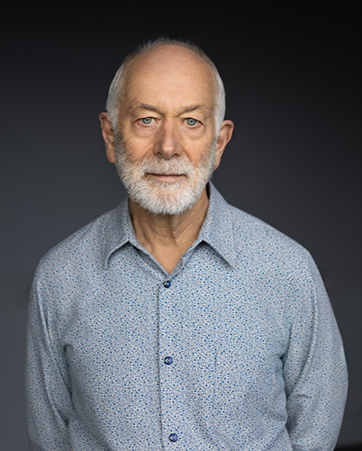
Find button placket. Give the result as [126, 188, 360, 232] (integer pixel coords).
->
[159, 276, 180, 447]
[161, 278, 173, 368]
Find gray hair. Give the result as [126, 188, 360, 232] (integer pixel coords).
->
[105, 38, 226, 133]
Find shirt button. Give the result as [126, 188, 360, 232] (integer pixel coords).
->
[164, 356, 173, 365]
[163, 280, 171, 288]
[169, 433, 178, 442]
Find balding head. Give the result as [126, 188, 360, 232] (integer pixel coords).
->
[106, 38, 226, 134]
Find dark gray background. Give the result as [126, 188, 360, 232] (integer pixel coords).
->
[1, 7, 360, 450]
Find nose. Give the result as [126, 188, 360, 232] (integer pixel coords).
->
[153, 120, 182, 159]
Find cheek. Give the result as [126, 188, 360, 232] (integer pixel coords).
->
[116, 132, 150, 163]
[187, 138, 216, 165]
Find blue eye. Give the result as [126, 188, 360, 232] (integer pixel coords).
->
[185, 118, 199, 126]
[140, 117, 153, 125]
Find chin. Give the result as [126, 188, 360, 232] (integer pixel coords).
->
[129, 179, 206, 216]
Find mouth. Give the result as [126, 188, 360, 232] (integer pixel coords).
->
[147, 173, 186, 182]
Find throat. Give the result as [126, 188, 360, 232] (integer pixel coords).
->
[150, 248, 185, 274]
[129, 188, 209, 273]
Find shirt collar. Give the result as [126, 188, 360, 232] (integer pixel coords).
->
[197, 182, 237, 268]
[101, 181, 237, 269]
[100, 197, 135, 269]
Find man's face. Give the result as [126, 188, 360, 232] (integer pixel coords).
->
[108, 45, 230, 215]
[115, 46, 223, 214]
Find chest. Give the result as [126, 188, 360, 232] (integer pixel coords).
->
[60, 258, 289, 385]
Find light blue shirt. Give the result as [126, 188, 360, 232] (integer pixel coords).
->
[26, 183, 348, 450]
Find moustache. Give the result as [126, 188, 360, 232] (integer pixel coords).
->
[137, 156, 194, 176]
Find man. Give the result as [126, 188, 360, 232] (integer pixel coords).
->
[26, 38, 348, 450]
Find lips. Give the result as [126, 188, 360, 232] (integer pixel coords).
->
[147, 173, 186, 182]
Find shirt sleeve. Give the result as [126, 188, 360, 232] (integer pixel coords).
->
[25, 266, 73, 450]
[283, 252, 348, 450]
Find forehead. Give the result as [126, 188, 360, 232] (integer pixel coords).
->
[121, 45, 217, 110]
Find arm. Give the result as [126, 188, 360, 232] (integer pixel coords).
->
[283, 253, 348, 450]
[25, 267, 73, 450]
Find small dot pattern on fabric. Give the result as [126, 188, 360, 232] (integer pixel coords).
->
[25, 182, 348, 450]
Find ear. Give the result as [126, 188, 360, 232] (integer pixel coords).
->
[214, 120, 234, 170]
[99, 112, 116, 164]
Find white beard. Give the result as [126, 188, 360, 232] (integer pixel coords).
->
[114, 134, 216, 216]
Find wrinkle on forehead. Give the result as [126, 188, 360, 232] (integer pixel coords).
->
[121, 44, 218, 109]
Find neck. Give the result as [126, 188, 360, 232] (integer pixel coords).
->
[129, 188, 209, 274]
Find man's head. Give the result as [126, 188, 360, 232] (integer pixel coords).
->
[99, 38, 234, 215]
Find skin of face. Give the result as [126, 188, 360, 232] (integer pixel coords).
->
[100, 44, 234, 212]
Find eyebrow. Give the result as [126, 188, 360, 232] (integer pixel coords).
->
[129, 102, 212, 116]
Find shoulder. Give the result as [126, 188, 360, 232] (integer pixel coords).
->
[35, 206, 121, 278]
[226, 203, 313, 274]
[208, 183, 313, 275]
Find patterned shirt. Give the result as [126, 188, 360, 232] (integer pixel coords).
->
[26, 182, 348, 450]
